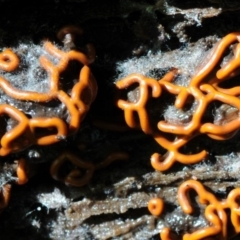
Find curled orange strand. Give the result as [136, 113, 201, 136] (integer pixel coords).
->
[16, 158, 28, 185]
[50, 151, 129, 187]
[148, 197, 164, 216]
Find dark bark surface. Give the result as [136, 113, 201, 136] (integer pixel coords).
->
[1, 0, 240, 239]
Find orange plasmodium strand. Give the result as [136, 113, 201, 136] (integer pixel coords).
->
[199, 84, 240, 138]
[184, 32, 240, 92]
[177, 180, 240, 239]
[157, 86, 210, 135]
[160, 227, 179, 240]
[148, 197, 164, 216]
[179, 180, 226, 239]
[150, 134, 207, 171]
[157, 68, 188, 111]
[71, 65, 98, 114]
[147, 197, 178, 240]
[15, 158, 28, 185]
[95, 152, 129, 170]
[160, 228, 171, 240]
[57, 90, 82, 133]
[29, 117, 68, 145]
[209, 76, 240, 96]
[39, 41, 91, 99]
[50, 151, 95, 187]
[226, 188, 240, 232]
[0, 104, 30, 156]
[116, 74, 161, 134]
[0, 75, 57, 102]
[0, 184, 11, 211]
[0, 49, 19, 72]
[43, 40, 90, 67]
[178, 180, 219, 214]
[216, 36, 240, 80]
[50, 151, 129, 187]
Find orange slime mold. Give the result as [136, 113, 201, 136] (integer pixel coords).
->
[148, 197, 164, 216]
[116, 32, 240, 171]
[0, 26, 97, 155]
[50, 151, 95, 187]
[148, 180, 240, 239]
[178, 180, 240, 240]
[16, 158, 29, 185]
[50, 151, 129, 187]
[116, 74, 161, 134]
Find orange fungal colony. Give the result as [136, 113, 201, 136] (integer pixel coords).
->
[116, 32, 240, 171]
[148, 180, 240, 240]
[0, 26, 97, 156]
